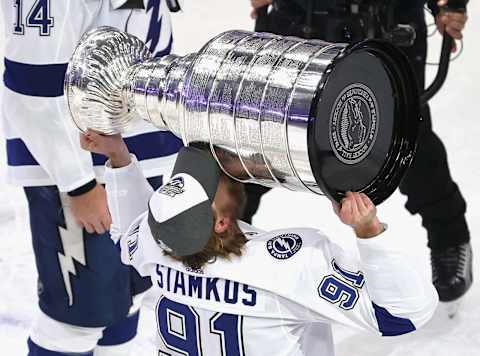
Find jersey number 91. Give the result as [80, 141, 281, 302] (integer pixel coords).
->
[156, 296, 245, 356]
[318, 259, 365, 310]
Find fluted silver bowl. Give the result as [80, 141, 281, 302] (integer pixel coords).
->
[65, 27, 152, 134]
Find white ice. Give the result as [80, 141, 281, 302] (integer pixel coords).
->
[0, 1, 479, 355]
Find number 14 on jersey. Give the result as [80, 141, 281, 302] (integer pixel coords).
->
[14, 0, 54, 36]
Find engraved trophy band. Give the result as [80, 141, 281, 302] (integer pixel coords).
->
[65, 27, 420, 204]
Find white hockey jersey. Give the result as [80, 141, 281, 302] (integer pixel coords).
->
[1, 0, 182, 191]
[104, 157, 439, 356]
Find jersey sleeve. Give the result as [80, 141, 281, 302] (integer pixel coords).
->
[427, 0, 440, 15]
[104, 155, 154, 243]
[1, 0, 103, 191]
[299, 228, 438, 336]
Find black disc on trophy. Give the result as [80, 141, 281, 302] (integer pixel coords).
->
[308, 40, 420, 205]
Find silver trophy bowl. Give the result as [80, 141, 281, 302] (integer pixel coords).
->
[65, 27, 420, 204]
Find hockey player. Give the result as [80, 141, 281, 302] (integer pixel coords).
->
[81, 131, 439, 356]
[1, 1, 182, 355]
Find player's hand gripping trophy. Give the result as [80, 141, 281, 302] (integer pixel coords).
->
[65, 27, 420, 204]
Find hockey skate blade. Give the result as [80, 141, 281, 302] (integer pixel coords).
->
[441, 300, 462, 319]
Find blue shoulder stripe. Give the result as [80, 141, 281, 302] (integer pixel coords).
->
[372, 302, 416, 336]
[4, 33, 173, 98]
[7, 131, 183, 167]
[3, 58, 67, 97]
[91, 131, 183, 165]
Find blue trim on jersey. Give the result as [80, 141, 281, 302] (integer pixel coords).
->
[27, 338, 93, 356]
[4, 58, 67, 97]
[6, 132, 183, 167]
[91, 131, 183, 165]
[372, 302, 416, 336]
[97, 311, 140, 346]
[7, 138, 38, 166]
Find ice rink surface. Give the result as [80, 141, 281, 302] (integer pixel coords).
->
[0, 1, 479, 355]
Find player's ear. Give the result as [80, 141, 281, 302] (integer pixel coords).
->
[214, 213, 232, 235]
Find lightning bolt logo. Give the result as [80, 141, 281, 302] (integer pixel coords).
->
[57, 205, 86, 307]
[146, 0, 162, 53]
[275, 238, 293, 254]
[267, 233, 303, 260]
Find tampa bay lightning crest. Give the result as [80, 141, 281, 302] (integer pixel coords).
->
[267, 233, 302, 259]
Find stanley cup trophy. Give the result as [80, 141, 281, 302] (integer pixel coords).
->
[65, 27, 420, 204]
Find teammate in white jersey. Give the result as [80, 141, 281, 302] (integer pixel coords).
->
[81, 131, 439, 356]
[1, 1, 182, 355]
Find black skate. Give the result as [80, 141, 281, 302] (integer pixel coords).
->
[431, 242, 473, 304]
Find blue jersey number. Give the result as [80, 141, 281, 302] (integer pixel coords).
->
[318, 275, 359, 310]
[13, 0, 24, 34]
[157, 297, 244, 356]
[318, 259, 365, 310]
[331, 259, 365, 288]
[13, 0, 54, 36]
